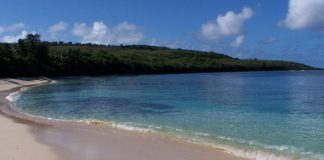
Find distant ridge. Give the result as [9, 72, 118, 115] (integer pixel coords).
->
[0, 34, 317, 77]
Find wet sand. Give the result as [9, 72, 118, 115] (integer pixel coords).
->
[0, 78, 245, 160]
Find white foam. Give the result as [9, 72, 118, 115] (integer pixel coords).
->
[6, 109, 324, 160]
[175, 128, 184, 132]
[194, 132, 209, 136]
[147, 124, 162, 129]
[186, 135, 324, 160]
[183, 139, 294, 160]
[6, 91, 20, 102]
[111, 123, 155, 133]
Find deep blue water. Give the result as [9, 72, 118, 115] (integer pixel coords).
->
[13, 71, 324, 159]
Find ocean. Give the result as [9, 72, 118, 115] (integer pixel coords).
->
[12, 71, 324, 160]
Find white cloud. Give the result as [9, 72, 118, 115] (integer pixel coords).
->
[113, 22, 143, 44]
[200, 7, 253, 47]
[83, 21, 109, 44]
[49, 21, 68, 36]
[1, 30, 28, 43]
[281, 0, 324, 32]
[0, 22, 25, 33]
[72, 23, 88, 37]
[7, 23, 25, 31]
[0, 23, 28, 43]
[231, 35, 245, 47]
[72, 21, 143, 44]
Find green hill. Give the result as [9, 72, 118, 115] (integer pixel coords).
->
[0, 34, 316, 77]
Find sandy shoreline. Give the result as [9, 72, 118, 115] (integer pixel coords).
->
[0, 78, 64, 160]
[0, 78, 245, 160]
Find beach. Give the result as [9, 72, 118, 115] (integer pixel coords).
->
[0, 78, 244, 160]
[0, 78, 62, 160]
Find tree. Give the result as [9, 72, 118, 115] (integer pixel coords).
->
[18, 39, 27, 57]
[26, 34, 41, 44]
[17, 34, 49, 62]
[35, 43, 49, 63]
[0, 44, 14, 76]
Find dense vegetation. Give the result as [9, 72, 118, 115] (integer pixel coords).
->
[0, 34, 316, 77]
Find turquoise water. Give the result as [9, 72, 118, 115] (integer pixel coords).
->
[13, 71, 324, 159]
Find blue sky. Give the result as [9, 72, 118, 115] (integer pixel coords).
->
[0, 0, 324, 68]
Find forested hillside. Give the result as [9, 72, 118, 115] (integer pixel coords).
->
[0, 34, 316, 77]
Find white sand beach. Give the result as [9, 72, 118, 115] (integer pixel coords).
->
[0, 78, 62, 160]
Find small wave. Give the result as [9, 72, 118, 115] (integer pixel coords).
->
[182, 138, 295, 160]
[147, 124, 162, 129]
[78, 119, 112, 125]
[111, 123, 155, 133]
[194, 132, 209, 136]
[6, 91, 21, 102]
[5, 86, 38, 102]
[175, 128, 184, 132]
[197, 136, 324, 160]
[73, 120, 159, 134]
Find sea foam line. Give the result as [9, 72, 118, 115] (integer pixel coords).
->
[7, 102, 323, 160]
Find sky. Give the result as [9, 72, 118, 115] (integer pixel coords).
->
[0, 0, 324, 68]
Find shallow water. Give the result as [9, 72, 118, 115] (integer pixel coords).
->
[13, 71, 324, 159]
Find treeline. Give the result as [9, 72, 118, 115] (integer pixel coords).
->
[0, 34, 316, 77]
